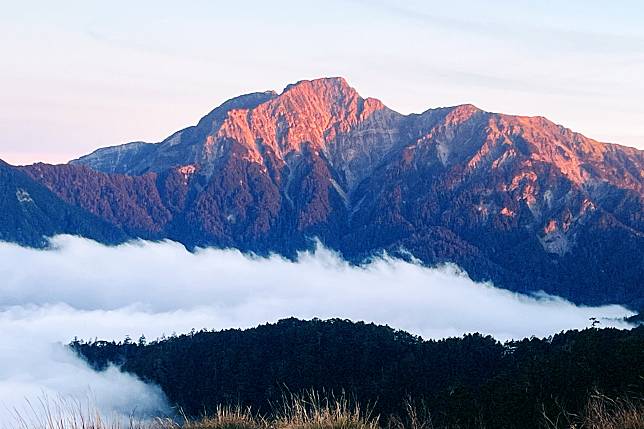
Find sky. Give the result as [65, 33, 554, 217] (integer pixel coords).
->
[0, 235, 633, 421]
[1, 0, 643, 165]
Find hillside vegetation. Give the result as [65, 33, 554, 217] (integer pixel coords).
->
[72, 319, 644, 429]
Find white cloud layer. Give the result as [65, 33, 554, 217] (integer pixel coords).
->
[0, 235, 635, 423]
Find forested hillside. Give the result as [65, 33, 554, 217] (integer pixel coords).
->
[72, 318, 644, 429]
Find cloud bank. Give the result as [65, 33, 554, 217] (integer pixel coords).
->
[0, 235, 635, 422]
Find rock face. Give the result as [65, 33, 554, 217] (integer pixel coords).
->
[11, 77, 644, 306]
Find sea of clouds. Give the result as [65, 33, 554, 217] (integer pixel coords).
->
[0, 235, 635, 423]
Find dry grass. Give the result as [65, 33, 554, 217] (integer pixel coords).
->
[272, 391, 378, 429]
[158, 391, 377, 429]
[541, 392, 644, 429]
[171, 405, 262, 429]
[7, 392, 644, 429]
[6, 396, 153, 429]
[385, 398, 433, 429]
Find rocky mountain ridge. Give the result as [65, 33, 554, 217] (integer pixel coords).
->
[4, 77, 643, 306]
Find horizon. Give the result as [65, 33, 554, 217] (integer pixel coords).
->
[2, 0, 644, 165]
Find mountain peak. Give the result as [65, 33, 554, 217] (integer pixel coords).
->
[17, 78, 644, 307]
[282, 76, 352, 94]
[275, 77, 362, 114]
[276, 77, 369, 116]
[209, 76, 388, 158]
[69, 77, 643, 194]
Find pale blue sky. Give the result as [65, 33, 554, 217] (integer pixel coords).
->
[1, 0, 643, 164]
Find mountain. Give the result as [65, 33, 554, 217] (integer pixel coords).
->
[11, 77, 644, 306]
[0, 160, 125, 246]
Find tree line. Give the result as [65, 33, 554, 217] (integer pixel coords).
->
[71, 318, 644, 428]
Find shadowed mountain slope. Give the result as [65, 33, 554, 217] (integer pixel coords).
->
[0, 160, 125, 246]
[10, 77, 643, 306]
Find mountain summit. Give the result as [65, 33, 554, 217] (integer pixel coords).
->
[72, 77, 396, 187]
[7, 77, 643, 306]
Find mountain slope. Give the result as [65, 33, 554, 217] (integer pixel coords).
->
[0, 160, 126, 246]
[15, 77, 644, 306]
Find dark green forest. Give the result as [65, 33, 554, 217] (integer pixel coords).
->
[72, 319, 644, 429]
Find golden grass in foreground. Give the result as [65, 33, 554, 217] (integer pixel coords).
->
[8, 392, 644, 429]
[542, 393, 644, 429]
[272, 391, 378, 429]
[169, 391, 378, 429]
[176, 405, 262, 429]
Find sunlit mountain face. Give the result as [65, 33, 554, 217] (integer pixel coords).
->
[2, 77, 642, 307]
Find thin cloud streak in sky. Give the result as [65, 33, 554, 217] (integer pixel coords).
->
[361, 0, 644, 54]
[0, 235, 634, 420]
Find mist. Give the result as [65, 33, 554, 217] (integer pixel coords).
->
[0, 235, 635, 421]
